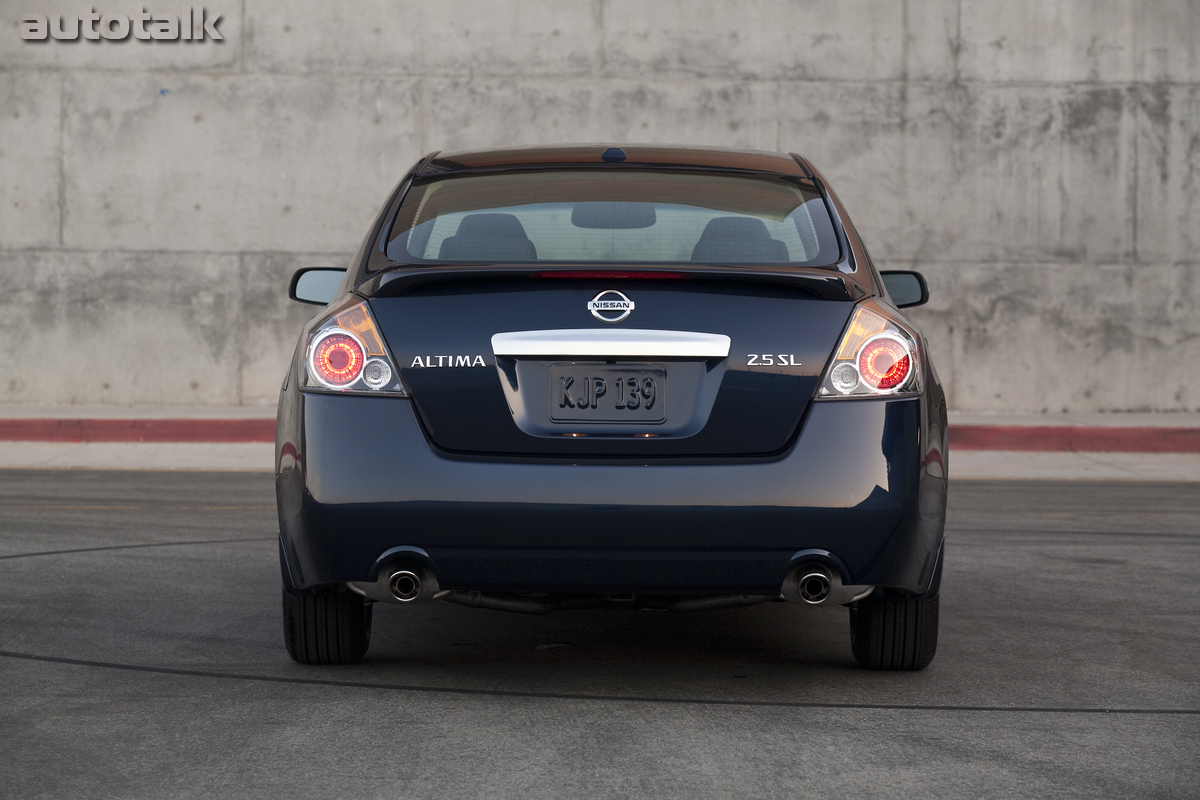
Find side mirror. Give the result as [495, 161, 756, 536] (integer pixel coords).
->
[289, 268, 346, 305]
[880, 270, 929, 308]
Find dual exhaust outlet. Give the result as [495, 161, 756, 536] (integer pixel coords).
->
[352, 560, 872, 609]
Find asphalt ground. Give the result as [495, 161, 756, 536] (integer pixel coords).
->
[0, 471, 1197, 798]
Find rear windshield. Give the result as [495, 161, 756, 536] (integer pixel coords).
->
[385, 170, 840, 266]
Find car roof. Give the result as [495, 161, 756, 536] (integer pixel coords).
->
[418, 144, 811, 177]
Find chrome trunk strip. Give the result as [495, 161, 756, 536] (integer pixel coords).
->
[491, 329, 731, 358]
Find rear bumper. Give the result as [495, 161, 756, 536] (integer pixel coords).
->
[277, 391, 946, 595]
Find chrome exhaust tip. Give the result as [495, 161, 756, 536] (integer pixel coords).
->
[350, 560, 441, 604]
[797, 571, 832, 604]
[388, 570, 423, 602]
[781, 562, 873, 606]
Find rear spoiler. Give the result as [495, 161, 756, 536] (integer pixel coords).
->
[356, 265, 867, 303]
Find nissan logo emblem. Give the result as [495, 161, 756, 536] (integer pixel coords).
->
[587, 290, 634, 323]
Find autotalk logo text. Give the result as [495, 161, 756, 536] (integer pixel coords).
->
[20, 7, 223, 41]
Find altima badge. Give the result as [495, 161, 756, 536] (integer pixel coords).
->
[410, 355, 487, 368]
[588, 290, 634, 323]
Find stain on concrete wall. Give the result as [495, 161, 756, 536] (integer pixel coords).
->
[1, 0, 1197, 412]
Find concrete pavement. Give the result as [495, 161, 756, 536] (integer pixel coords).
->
[0, 471, 1196, 797]
[0, 441, 275, 472]
[3, 408, 1199, 479]
[5, 442, 1200, 480]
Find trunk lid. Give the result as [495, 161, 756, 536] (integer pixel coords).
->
[367, 275, 853, 458]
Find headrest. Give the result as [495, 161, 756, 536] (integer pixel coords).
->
[691, 216, 789, 262]
[455, 213, 530, 238]
[438, 213, 538, 261]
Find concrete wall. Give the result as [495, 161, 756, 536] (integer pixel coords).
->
[2, 0, 1197, 412]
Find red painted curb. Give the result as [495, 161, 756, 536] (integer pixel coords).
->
[0, 419, 275, 443]
[0, 419, 1198, 452]
[949, 425, 1200, 453]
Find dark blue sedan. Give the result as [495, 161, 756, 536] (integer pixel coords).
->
[277, 145, 947, 669]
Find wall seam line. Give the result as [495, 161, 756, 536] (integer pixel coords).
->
[239, 0, 246, 74]
[57, 72, 66, 248]
[1131, 89, 1139, 265]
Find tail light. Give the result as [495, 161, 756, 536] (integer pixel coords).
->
[819, 305, 919, 398]
[310, 332, 365, 387]
[302, 298, 406, 396]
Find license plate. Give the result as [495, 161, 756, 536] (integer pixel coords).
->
[549, 363, 667, 423]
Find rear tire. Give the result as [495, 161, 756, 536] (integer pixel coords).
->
[282, 585, 372, 665]
[849, 592, 938, 670]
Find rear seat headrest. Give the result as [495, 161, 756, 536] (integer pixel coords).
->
[439, 213, 538, 261]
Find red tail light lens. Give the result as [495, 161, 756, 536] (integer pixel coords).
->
[310, 331, 365, 388]
[858, 335, 911, 391]
[818, 305, 919, 398]
[301, 297, 407, 395]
